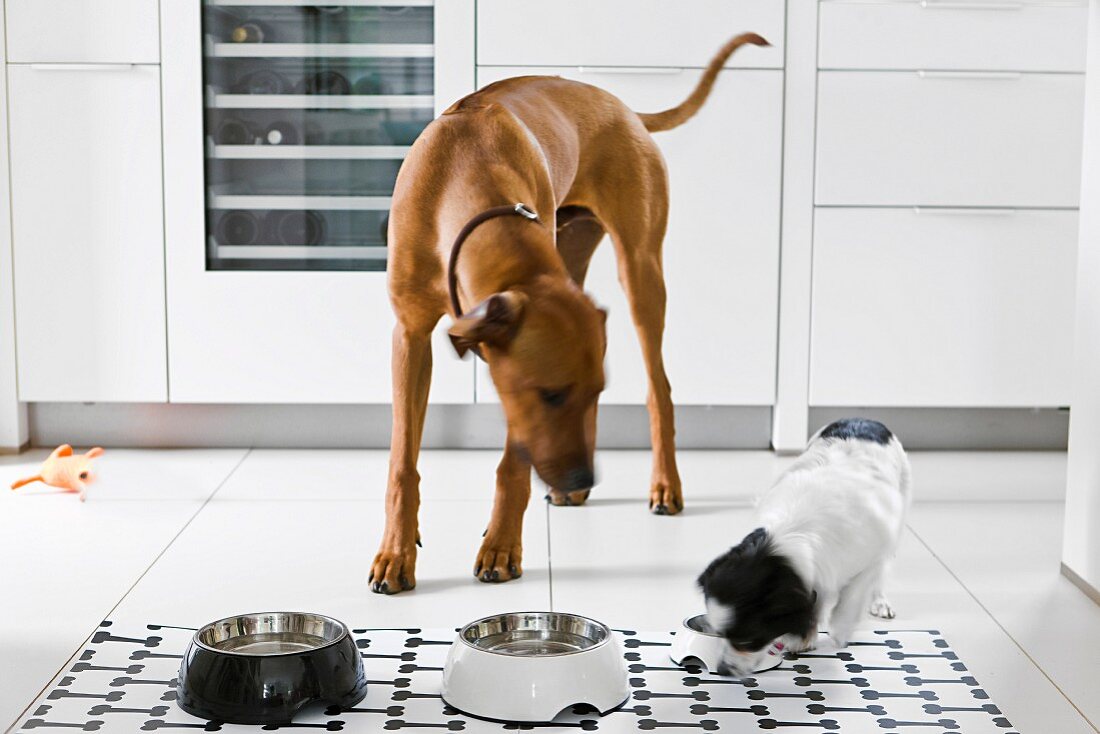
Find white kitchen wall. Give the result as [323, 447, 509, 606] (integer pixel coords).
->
[1065, 0, 1100, 603]
[0, 1, 1091, 451]
[0, 8, 25, 452]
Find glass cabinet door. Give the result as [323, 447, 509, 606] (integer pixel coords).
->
[201, 1, 434, 271]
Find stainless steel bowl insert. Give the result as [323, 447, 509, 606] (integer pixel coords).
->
[684, 614, 719, 636]
[459, 612, 610, 657]
[195, 612, 347, 656]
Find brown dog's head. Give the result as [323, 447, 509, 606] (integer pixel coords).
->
[449, 276, 607, 491]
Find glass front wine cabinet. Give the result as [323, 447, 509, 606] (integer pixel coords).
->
[201, 2, 434, 271]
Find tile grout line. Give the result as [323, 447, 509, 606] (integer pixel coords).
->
[96, 448, 254, 620]
[5, 449, 254, 734]
[545, 490, 554, 612]
[907, 523, 1099, 734]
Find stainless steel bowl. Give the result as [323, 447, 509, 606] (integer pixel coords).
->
[177, 612, 366, 725]
[443, 611, 629, 722]
[684, 614, 717, 636]
[460, 612, 610, 656]
[670, 613, 784, 675]
[195, 612, 346, 655]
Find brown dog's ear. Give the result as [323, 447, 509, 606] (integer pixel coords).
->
[448, 291, 527, 357]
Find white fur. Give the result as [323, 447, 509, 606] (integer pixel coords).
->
[765, 430, 911, 644]
[705, 599, 735, 633]
[719, 429, 912, 674]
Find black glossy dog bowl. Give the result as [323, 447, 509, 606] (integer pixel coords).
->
[177, 612, 366, 724]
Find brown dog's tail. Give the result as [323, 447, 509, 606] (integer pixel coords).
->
[636, 32, 770, 133]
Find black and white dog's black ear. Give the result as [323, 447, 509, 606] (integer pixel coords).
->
[742, 527, 768, 549]
[698, 528, 770, 590]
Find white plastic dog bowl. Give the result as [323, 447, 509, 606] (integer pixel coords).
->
[441, 612, 629, 722]
[669, 614, 784, 674]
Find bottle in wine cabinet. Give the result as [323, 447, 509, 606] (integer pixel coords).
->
[263, 211, 327, 246]
[230, 20, 273, 43]
[233, 69, 288, 95]
[295, 70, 351, 96]
[215, 117, 260, 146]
[351, 73, 385, 95]
[263, 121, 300, 146]
[216, 211, 262, 247]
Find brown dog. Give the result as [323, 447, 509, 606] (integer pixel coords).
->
[370, 33, 769, 594]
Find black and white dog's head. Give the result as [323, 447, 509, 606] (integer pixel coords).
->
[697, 527, 816, 677]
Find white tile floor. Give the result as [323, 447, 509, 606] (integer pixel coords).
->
[1, 449, 1097, 733]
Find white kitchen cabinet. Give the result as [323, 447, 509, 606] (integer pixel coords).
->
[477, 0, 783, 70]
[161, 1, 476, 404]
[810, 207, 1078, 407]
[6, 0, 160, 64]
[8, 64, 167, 402]
[474, 67, 783, 406]
[816, 70, 1085, 208]
[819, 0, 1088, 73]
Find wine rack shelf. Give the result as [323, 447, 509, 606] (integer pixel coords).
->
[209, 42, 434, 58]
[212, 194, 393, 210]
[210, 144, 412, 160]
[209, 92, 434, 109]
[214, 244, 389, 260]
[202, 0, 434, 271]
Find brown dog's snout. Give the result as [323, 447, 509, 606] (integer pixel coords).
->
[560, 465, 595, 492]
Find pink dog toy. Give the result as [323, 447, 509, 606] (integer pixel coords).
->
[10, 445, 104, 501]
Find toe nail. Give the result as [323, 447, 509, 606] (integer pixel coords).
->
[492, 570, 500, 581]
[380, 581, 389, 594]
[509, 564, 518, 577]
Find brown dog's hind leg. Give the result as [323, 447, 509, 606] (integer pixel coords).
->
[474, 438, 531, 582]
[605, 200, 683, 515]
[370, 321, 434, 594]
[625, 258, 683, 515]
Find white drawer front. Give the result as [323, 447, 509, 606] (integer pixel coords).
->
[816, 71, 1085, 207]
[810, 207, 1077, 407]
[819, 1, 1088, 73]
[6, 0, 159, 64]
[477, 0, 783, 69]
[9, 65, 167, 402]
[474, 67, 783, 406]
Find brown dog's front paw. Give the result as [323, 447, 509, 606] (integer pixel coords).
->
[473, 539, 523, 584]
[546, 488, 591, 507]
[649, 481, 683, 516]
[369, 546, 417, 595]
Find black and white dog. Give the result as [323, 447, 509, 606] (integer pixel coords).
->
[697, 418, 911, 676]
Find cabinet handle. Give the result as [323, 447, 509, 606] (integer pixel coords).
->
[576, 67, 684, 75]
[912, 207, 1018, 216]
[920, 1, 1024, 9]
[917, 70, 1023, 81]
[27, 63, 136, 71]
